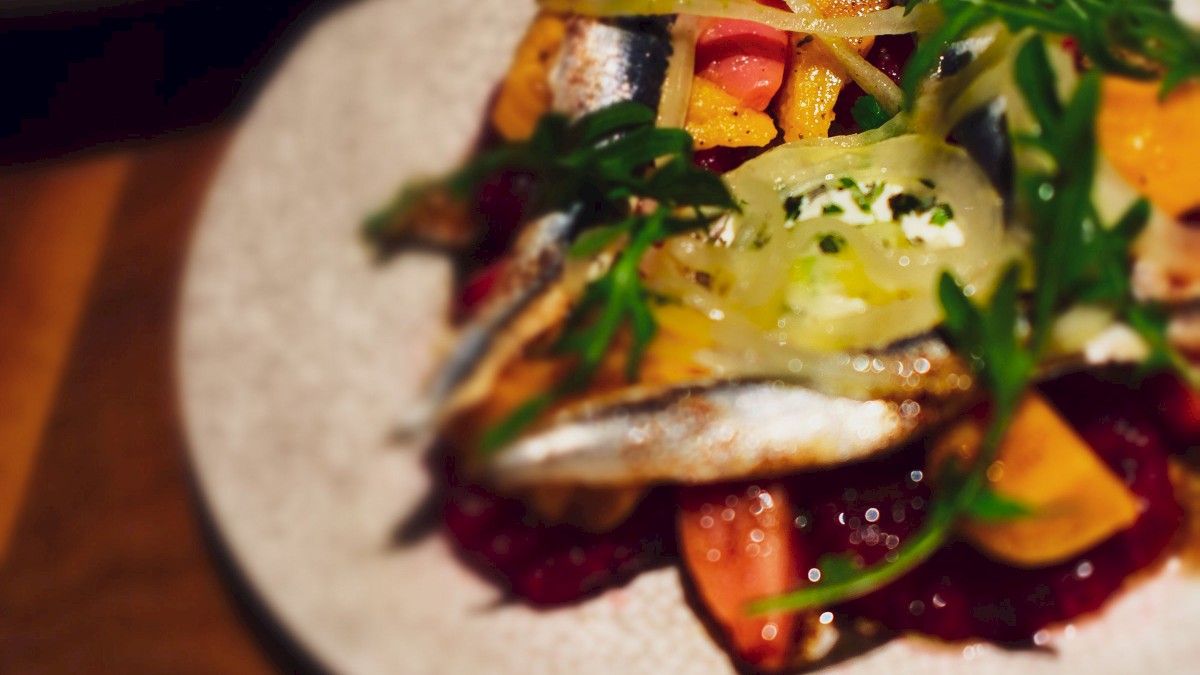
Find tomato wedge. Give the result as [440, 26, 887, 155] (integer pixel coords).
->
[694, 18, 790, 112]
[678, 483, 799, 670]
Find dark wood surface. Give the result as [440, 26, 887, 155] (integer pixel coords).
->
[0, 129, 288, 674]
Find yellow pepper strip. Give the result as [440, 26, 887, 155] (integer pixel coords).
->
[931, 394, 1140, 568]
[1098, 77, 1200, 218]
[774, 0, 889, 142]
[492, 14, 568, 141]
[684, 77, 779, 149]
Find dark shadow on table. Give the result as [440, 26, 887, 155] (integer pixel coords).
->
[0, 0, 357, 165]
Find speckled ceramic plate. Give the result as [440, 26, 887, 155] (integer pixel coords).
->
[179, 1, 1200, 673]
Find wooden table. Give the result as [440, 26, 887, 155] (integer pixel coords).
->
[0, 129, 297, 674]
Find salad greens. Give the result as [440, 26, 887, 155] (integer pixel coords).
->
[380, 103, 740, 453]
[902, 0, 1200, 103]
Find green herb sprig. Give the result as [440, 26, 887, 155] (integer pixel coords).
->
[751, 35, 1178, 616]
[901, 0, 1200, 105]
[366, 102, 731, 255]
[473, 104, 737, 453]
[851, 94, 893, 131]
[750, 264, 1033, 614]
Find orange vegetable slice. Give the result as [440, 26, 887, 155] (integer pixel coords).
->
[492, 14, 567, 141]
[932, 394, 1140, 568]
[684, 77, 779, 149]
[1098, 77, 1200, 218]
[774, 0, 890, 142]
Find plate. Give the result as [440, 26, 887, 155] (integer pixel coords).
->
[179, 1, 1200, 672]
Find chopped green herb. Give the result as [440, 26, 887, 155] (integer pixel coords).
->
[888, 193, 934, 218]
[862, 182, 886, 211]
[822, 203, 845, 216]
[929, 203, 955, 226]
[365, 101, 731, 260]
[835, 177, 886, 213]
[784, 195, 807, 220]
[851, 94, 892, 131]
[818, 233, 847, 254]
[750, 228, 773, 250]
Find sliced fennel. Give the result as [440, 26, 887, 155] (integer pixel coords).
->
[538, 0, 937, 38]
[646, 134, 1011, 362]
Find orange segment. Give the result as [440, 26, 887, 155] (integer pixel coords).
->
[1098, 77, 1200, 217]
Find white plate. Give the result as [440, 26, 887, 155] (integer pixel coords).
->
[179, 2, 1200, 673]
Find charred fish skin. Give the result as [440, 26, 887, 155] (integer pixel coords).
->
[953, 99, 1015, 205]
[425, 208, 578, 407]
[487, 379, 959, 488]
[398, 209, 578, 434]
[551, 15, 674, 118]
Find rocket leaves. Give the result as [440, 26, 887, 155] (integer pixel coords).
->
[902, 0, 1200, 105]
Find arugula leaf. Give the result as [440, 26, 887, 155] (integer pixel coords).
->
[753, 267, 1032, 613]
[569, 221, 630, 259]
[964, 488, 1034, 521]
[901, 0, 1200, 106]
[366, 102, 720, 257]
[939, 265, 1033, 396]
[901, 3, 989, 104]
[474, 104, 736, 453]
[479, 394, 554, 453]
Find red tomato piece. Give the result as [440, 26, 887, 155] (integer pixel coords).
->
[695, 18, 790, 112]
[678, 483, 800, 671]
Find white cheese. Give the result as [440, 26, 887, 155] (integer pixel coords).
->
[790, 179, 965, 250]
